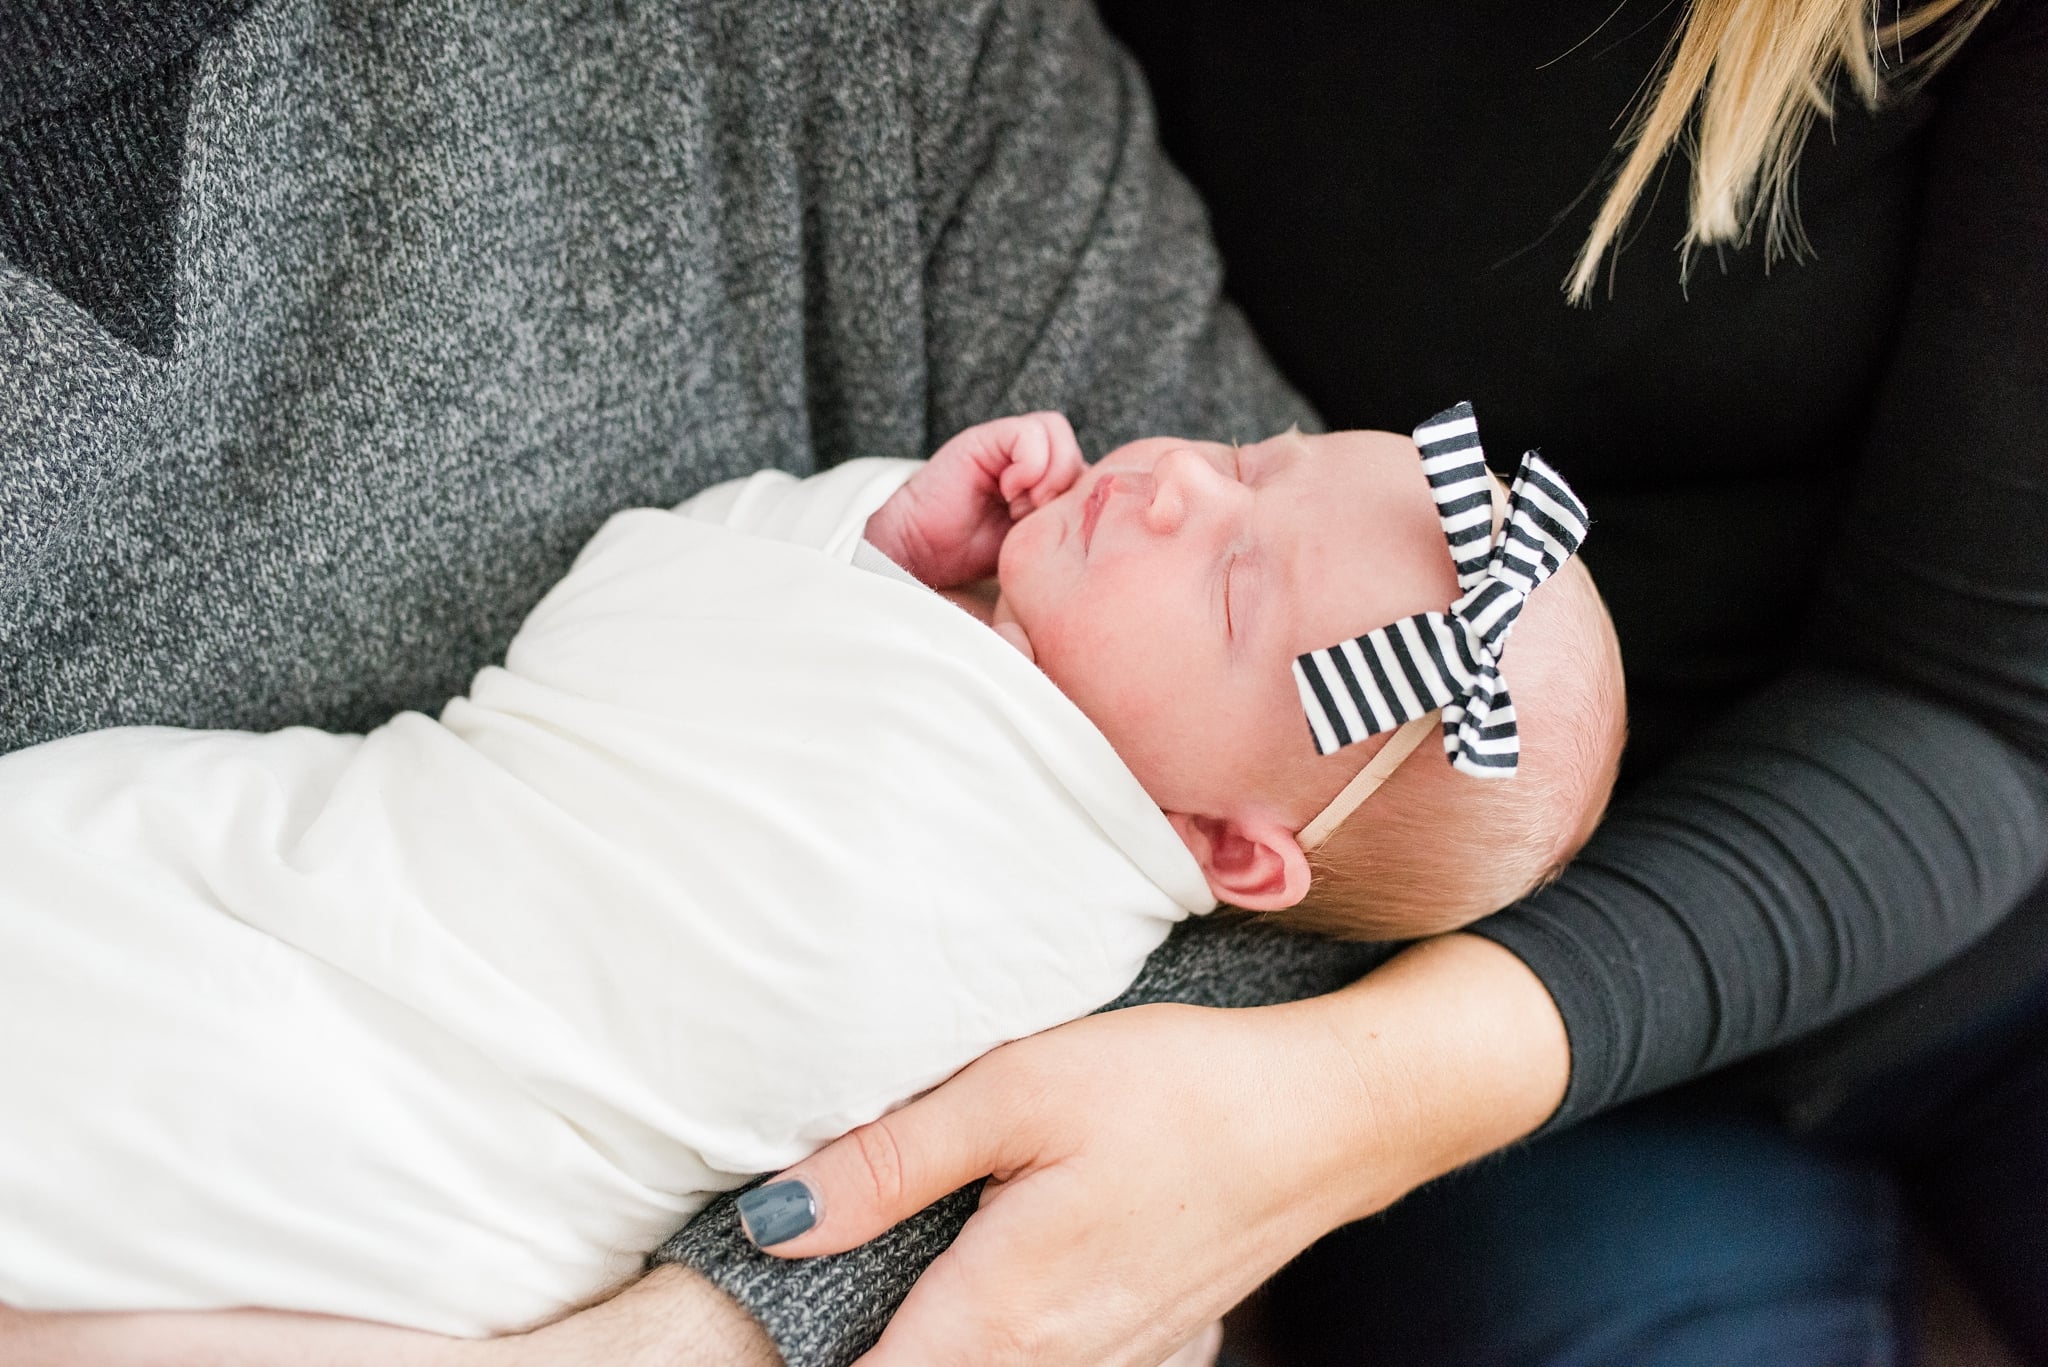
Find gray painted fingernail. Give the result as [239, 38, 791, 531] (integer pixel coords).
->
[737, 1180, 818, 1247]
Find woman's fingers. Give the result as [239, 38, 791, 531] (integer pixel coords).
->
[738, 1053, 1036, 1258]
[838, 1005, 1342, 1367]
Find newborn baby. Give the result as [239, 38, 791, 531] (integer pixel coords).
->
[869, 403, 1623, 937]
[0, 405, 1621, 1336]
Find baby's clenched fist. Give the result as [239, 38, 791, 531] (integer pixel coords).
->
[865, 413, 1083, 588]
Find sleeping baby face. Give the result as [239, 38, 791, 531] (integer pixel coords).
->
[991, 427, 1460, 851]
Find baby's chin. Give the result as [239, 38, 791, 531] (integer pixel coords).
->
[988, 533, 1040, 665]
[988, 609, 1035, 662]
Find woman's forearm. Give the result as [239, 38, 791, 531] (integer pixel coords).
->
[1276, 933, 1570, 1225]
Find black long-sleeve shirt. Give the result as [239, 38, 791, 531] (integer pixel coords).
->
[1097, 0, 2048, 1122]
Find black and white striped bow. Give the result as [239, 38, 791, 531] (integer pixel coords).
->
[1290, 402, 1591, 777]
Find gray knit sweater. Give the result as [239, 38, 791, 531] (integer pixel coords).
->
[1, 1, 1393, 1361]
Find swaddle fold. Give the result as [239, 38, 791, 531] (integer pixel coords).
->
[0, 459, 1209, 1334]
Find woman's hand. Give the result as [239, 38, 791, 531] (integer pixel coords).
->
[743, 934, 1570, 1367]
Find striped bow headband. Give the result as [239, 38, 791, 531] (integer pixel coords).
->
[1291, 402, 1590, 779]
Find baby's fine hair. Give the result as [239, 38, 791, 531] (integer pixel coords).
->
[1282, 557, 1626, 941]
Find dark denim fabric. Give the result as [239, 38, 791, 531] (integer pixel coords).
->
[1257, 978, 2048, 1367]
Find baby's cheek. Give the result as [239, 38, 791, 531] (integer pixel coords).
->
[996, 510, 1059, 594]
[1037, 622, 1149, 724]
[1016, 615, 1105, 712]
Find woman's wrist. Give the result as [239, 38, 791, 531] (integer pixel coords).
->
[1269, 932, 1570, 1228]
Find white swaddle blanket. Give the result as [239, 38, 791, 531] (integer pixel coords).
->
[0, 459, 1212, 1334]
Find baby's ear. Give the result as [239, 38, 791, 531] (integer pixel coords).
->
[1166, 812, 1311, 911]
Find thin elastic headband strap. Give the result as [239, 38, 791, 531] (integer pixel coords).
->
[1298, 712, 1439, 851]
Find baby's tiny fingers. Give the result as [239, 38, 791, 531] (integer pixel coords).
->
[998, 465, 1032, 503]
[1036, 456, 1083, 503]
[999, 439, 1050, 501]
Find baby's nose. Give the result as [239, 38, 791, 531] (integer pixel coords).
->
[1141, 468, 1187, 535]
[1146, 447, 1229, 532]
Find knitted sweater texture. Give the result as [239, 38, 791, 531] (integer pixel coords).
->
[0, 0, 1303, 751]
[0, 3, 1340, 1360]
